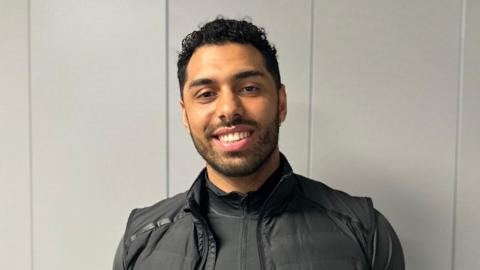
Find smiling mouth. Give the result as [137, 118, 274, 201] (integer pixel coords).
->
[216, 131, 252, 144]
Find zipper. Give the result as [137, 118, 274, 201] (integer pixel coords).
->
[240, 200, 248, 270]
[256, 173, 292, 270]
[128, 218, 172, 243]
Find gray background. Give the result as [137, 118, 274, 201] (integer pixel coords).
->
[1, 0, 478, 269]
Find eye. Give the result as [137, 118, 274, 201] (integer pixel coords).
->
[241, 86, 259, 94]
[195, 90, 217, 102]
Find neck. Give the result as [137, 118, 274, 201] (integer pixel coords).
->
[206, 149, 281, 194]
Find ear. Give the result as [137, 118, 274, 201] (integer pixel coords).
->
[278, 84, 287, 124]
[180, 100, 190, 133]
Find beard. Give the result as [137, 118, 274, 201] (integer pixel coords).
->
[188, 113, 280, 178]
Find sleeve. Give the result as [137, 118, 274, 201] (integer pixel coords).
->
[113, 237, 125, 270]
[371, 210, 405, 270]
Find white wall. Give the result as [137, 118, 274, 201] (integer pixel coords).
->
[454, 0, 480, 269]
[1, 0, 478, 269]
[0, 1, 31, 269]
[28, 1, 167, 269]
[311, 1, 461, 268]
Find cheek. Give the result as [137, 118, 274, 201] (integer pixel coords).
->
[251, 101, 278, 122]
[186, 108, 212, 132]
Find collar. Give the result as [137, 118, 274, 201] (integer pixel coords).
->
[203, 157, 284, 217]
[184, 153, 296, 219]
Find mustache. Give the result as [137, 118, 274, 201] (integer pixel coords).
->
[205, 117, 259, 137]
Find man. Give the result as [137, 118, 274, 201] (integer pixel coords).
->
[114, 18, 404, 270]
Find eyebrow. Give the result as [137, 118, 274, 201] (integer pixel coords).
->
[189, 78, 215, 89]
[233, 70, 265, 81]
[188, 70, 265, 90]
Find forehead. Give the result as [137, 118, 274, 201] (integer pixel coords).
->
[185, 43, 267, 81]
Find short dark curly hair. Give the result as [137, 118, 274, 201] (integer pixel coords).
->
[177, 17, 281, 97]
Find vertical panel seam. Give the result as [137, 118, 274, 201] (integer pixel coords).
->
[27, 0, 34, 269]
[451, 0, 467, 269]
[307, 0, 315, 178]
[165, 0, 170, 198]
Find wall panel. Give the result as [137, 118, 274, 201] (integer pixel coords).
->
[0, 0, 31, 269]
[168, 0, 312, 195]
[454, 0, 480, 269]
[30, 1, 167, 269]
[311, 1, 461, 269]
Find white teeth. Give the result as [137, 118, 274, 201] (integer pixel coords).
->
[218, 131, 250, 143]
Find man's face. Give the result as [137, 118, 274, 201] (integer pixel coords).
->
[181, 43, 287, 177]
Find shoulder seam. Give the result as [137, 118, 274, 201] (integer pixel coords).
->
[295, 174, 374, 229]
[298, 192, 363, 224]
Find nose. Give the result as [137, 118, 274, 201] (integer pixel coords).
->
[216, 89, 244, 122]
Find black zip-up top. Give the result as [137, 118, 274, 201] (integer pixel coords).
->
[203, 158, 284, 270]
[114, 154, 404, 270]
